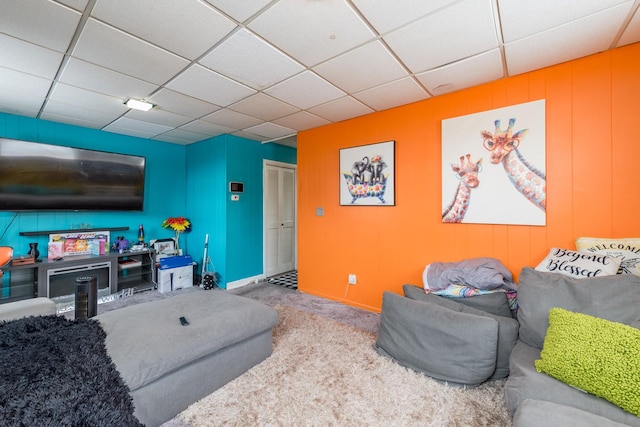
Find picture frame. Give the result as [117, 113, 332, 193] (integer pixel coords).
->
[339, 140, 395, 206]
[151, 238, 177, 256]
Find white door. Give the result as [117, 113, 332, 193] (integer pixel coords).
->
[264, 162, 296, 277]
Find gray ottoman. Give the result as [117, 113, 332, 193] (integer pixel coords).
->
[96, 290, 278, 426]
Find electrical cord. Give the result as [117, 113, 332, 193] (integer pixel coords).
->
[0, 212, 19, 243]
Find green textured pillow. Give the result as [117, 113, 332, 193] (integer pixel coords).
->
[535, 308, 640, 417]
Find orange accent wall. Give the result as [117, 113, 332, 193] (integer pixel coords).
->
[297, 42, 640, 313]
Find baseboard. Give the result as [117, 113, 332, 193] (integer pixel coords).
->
[225, 274, 264, 290]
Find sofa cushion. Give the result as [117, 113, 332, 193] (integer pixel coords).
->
[402, 284, 518, 380]
[535, 308, 640, 417]
[376, 291, 499, 385]
[576, 237, 640, 276]
[535, 247, 620, 278]
[513, 399, 631, 427]
[516, 267, 640, 349]
[403, 284, 513, 318]
[505, 341, 640, 426]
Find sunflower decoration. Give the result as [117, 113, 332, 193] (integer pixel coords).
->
[161, 217, 191, 252]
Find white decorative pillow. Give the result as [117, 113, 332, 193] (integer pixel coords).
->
[535, 248, 620, 278]
[575, 237, 640, 276]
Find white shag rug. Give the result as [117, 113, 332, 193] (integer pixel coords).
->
[177, 305, 513, 426]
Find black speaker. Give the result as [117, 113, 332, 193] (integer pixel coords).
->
[75, 275, 98, 319]
[202, 272, 216, 290]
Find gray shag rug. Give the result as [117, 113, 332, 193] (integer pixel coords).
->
[175, 305, 512, 426]
[0, 315, 142, 426]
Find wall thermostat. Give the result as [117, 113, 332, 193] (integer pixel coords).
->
[229, 182, 244, 193]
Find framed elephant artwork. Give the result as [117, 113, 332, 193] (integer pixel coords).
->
[340, 140, 395, 206]
[441, 99, 546, 225]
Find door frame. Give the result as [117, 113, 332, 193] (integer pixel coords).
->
[263, 159, 298, 277]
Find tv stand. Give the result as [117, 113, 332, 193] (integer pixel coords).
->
[0, 250, 155, 304]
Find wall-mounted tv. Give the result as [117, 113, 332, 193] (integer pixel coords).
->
[0, 138, 146, 211]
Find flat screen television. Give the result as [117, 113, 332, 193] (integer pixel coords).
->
[0, 138, 146, 211]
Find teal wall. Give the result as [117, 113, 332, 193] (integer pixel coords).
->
[1, 112, 297, 289]
[186, 134, 296, 288]
[0, 113, 186, 257]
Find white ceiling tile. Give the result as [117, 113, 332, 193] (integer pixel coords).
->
[92, 0, 237, 60]
[157, 128, 210, 143]
[0, 67, 52, 99]
[59, 58, 158, 99]
[166, 64, 255, 106]
[0, 88, 43, 117]
[200, 28, 304, 90]
[201, 109, 262, 129]
[0, 35, 64, 80]
[265, 71, 345, 110]
[417, 49, 504, 95]
[498, 0, 632, 42]
[273, 111, 332, 132]
[232, 130, 267, 142]
[204, 0, 273, 22]
[124, 108, 193, 128]
[266, 134, 297, 148]
[617, 6, 640, 47]
[244, 122, 295, 140]
[313, 40, 408, 93]
[353, 77, 428, 111]
[56, 0, 89, 12]
[73, 19, 189, 85]
[384, 0, 498, 73]
[0, 0, 81, 51]
[351, 0, 458, 34]
[41, 100, 121, 128]
[151, 134, 195, 145]
[307, 96, 374, 122]
[505, 4, 631, 75]
[48, 83, 129, 116]
[249, 0, 375, 66]
[147, 89, 220, 118]
[179, 120, 235, 136]
[229, 93, 299, 121]
[103, 117, 173, 138]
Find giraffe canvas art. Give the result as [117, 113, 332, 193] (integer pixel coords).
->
[441, 100, 545, 225]
[442, 154, 483, 223]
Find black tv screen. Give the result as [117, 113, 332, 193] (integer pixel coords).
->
[0, 139, 146, 211]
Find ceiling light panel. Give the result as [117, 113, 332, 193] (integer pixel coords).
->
[92, 0, 237, 60]
[265, 71, 345, 110]
[166, 64, 255, 106]
[248, 0, 375, 66]
[200, 29, 304, 90]
[1, 0, 81, 51]
[72, 19, 190, 85]
[313, 40, 408, 93]
[498, 0, 632, 43]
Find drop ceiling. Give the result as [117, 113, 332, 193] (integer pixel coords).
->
[1, 0, 638, 147]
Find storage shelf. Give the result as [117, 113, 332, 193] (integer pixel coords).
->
[19, 227, 129, 237]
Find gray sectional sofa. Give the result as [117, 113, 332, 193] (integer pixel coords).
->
[505, 268, 640, 426]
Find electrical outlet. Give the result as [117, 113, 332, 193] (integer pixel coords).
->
[348, 274, 357, 285]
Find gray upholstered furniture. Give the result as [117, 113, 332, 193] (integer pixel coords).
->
[375, 284, 518, 386]
[0, 297, 56, 322]
[505, 268, 640, 426]
[513, 399, 631, 427]
[96, 290, 278, 426]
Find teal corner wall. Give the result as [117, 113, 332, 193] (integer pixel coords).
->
[186, 135, 296, 288]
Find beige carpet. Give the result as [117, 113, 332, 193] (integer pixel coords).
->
[177, 305, 512, 426]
